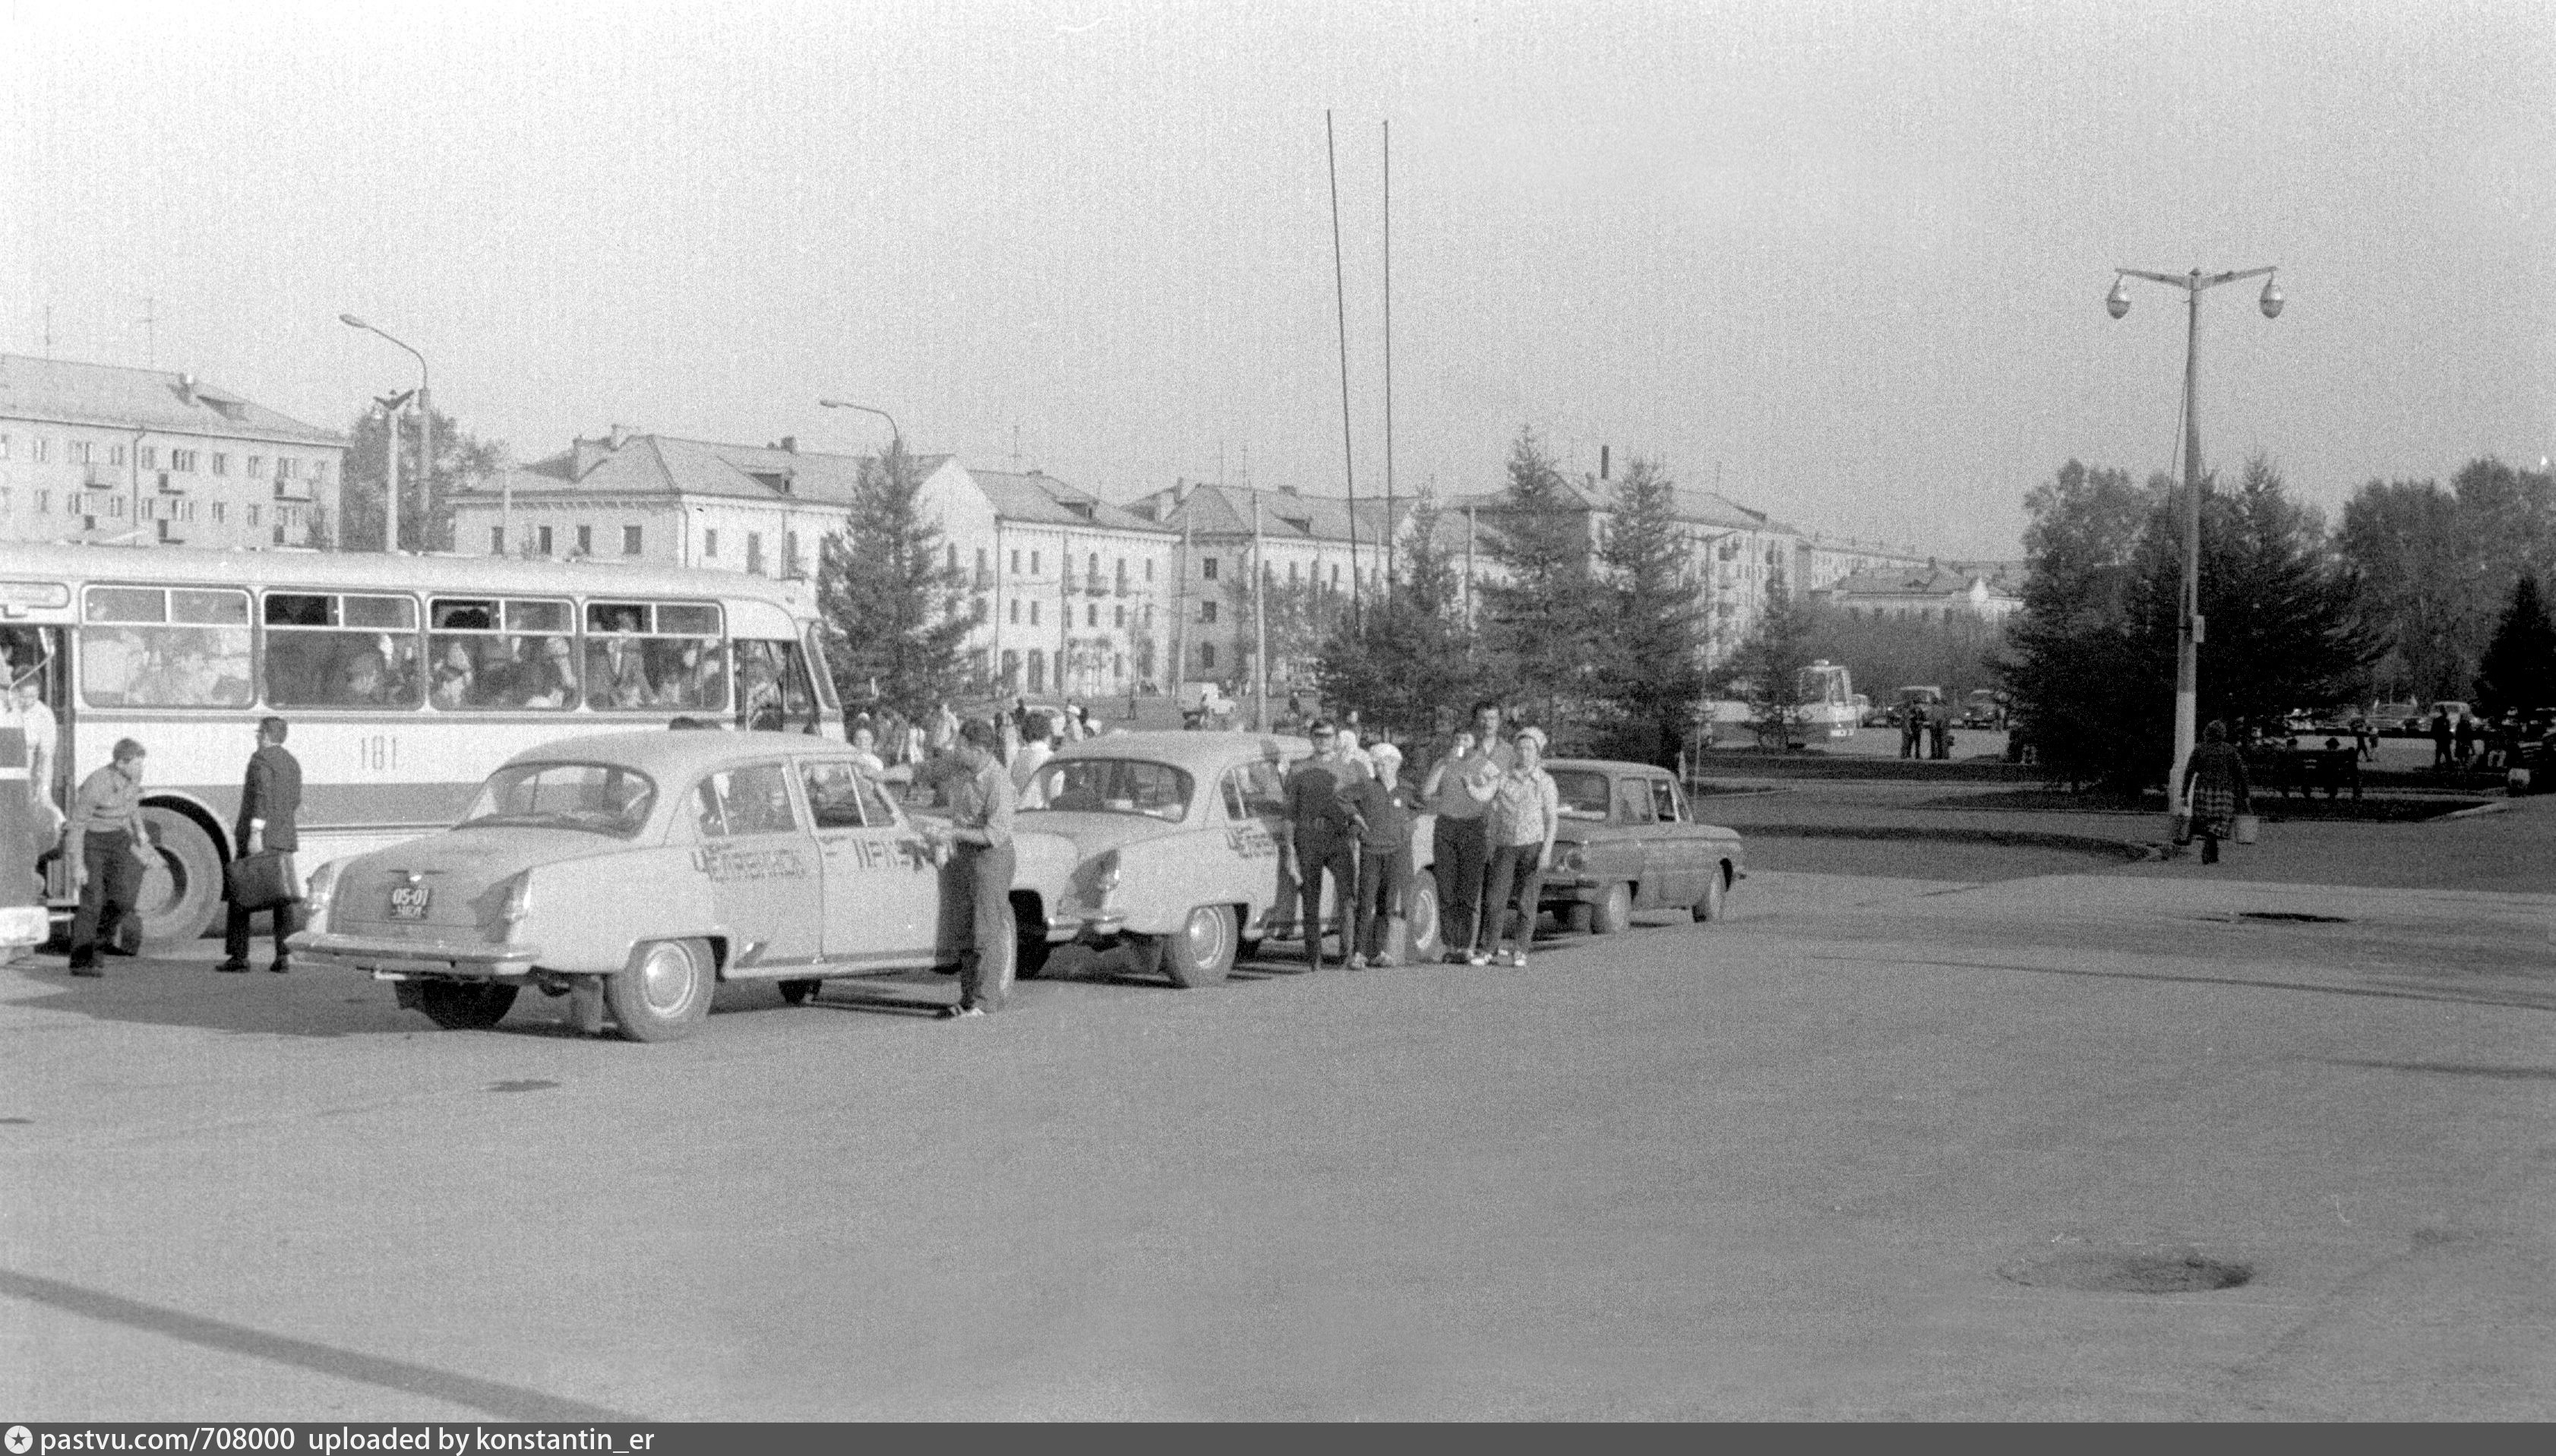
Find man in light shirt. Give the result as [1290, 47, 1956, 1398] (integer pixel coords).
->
[1421, 699, 1513, 964]
[1010, 711, 1055, 808]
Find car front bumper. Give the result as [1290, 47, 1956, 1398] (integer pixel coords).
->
[286, 929, 542, 979]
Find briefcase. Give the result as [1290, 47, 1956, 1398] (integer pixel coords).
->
[224, 849, 302, 911]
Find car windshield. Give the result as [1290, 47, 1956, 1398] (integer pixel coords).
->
[1550, 769, 1611, 820]
[1032, 757, 1194, 821]
[459, 761, 659, 837]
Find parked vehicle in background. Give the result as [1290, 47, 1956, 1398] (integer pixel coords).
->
[291, 730, 1082, 1041]
[1540, 760, 1744, 934]
[2371, 702, 2420, 736]
[1960, 689, 2005, 729]
[2429, 700, 2472, 729]
[0, 544, 841, 946]
[1888, 685, 1945, 726]
[1850, 692, 1875, 727]
[1793, 661, 1858, 741]
[1015, 730, 1440, 984]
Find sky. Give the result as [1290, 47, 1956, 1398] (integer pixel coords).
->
[4, 0, 2549, 561]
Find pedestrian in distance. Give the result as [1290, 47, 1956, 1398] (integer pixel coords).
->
[214, 717, 302, 974]
[2179, 720, 2252, 867]
[1423, 698, 1512, 964]
[916, 719, 1018, 1019]
[2453, 712, 2478, 769]
[1011, 711, 1055, 807]
[2431, 708, 2453, 769]
[1281, 720, 1363, 971]
[1342, 741, 1415, 968]
[63, 737, 155, 977]
[1476, 726, 1561, 968]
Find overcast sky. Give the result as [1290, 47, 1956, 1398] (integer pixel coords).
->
[5, 0, 2548, 560]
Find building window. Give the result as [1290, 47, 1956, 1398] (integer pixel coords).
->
[947, 544, 959, 572]
[1114, 605, 1126, 628]
[703, 528, 718, 558]
[1145, 559, 1154, 582]
[1086, 604, 1098, 627]
[68, 440, 92, 464]
[973, 598, 987, 622]
[137, 445, 156, 469]
[34, 490, 49, 513]
[1031, 551, 1041, 575]
[170, 448, 197, 472]
[212, 501, 227, 523]
[1199, 643, 1217, 669]
[539, 526, 554, 555]
[0, 434, 9, 459]
[1010, 599, 1022, 624]
[212, 453, 229, 475]
[976, 548, 989, 571]
[1288, 562, 1300, 586]
[747, 532, 763, 573]
[30, 437, 49, 463]
[577, 524, 593, 555]
[1202, 557, 1219, 581]
[1030, 601, 1041, 626]
[248, 455, 264, 476]
[247, 505, 261, 527]
[107, 495, 122, 518]
[491, 526, 506, 554]
[1200, 600, 1218, 624]
[277, 457, 298, 479]
[1011, 549, 1022, 574]
[785, 532, 800, 576]
[624, 524, 643, 555]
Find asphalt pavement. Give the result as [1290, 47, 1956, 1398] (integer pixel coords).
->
[4, 787, 2550, 1420]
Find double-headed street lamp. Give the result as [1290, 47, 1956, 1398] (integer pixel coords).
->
[342, 314, 430, 552]
[2106, 265, 2284, 836]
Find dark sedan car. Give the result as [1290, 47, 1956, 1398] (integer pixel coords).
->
[1537, 759, 1745, 935]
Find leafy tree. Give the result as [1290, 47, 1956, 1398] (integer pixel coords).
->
[1710, 580, 1818, 750]
[1592, 456, 1707, 766]
[2337, 458, 2556, 701]
[1314, 495, 1484, 741]
[2475, 574, 2556, 716]
[1996, 460, 2156, 786]
[335, 403, 507, 552]
[1800, 606, 2005, 706]
[1477, 428, 1602, 747]
[1224, 561, 1343, 690]
[814, 441, 972, 718]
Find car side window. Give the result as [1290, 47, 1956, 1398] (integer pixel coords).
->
[855, 775, 901, 828]
[1222, 760, 1289, 820]
[706, 763, 798, 836]
[798, 760, 869, 830]
[1616, 779, 1656, 823]
[1649, 778, 1682, 823]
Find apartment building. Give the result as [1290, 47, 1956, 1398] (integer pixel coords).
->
[0, 354, 342, 549]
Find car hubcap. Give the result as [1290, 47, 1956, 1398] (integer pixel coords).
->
[1183, 908, 1227, 968]
[640, 944, 696, 1014]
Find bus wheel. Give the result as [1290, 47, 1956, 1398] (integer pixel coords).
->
[605, 938, 714, 1041]
[137, 807, 222, 943]
[415, 981, 520, 1030]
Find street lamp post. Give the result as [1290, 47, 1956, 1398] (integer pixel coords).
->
[2106, 265, 2284, 839]
[342, 314, 430, 552]
[817, 399, 902, 455]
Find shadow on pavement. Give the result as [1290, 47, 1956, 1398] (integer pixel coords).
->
[1838, 955, 2556, 1014]
[2324, 1058, 2556, 1081]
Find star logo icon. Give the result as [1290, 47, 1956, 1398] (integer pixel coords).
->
[6, 1424, 34, 1454]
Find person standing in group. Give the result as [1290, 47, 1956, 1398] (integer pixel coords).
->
[2431, 707, 2453, 768]
[2179, 720, 2252, 867]
[1423, 700, 1512, 964]
[1900, 704, 1921, 760]
[2453, 712, 2479, 769]
[1010, 711, 1055, 808]
[1282, 721, 1362, 971]
[63, 738, 155, 977]
[214, 718, 302, 975]
[930, 700, 961, 753]
[1475, 726, 1561, 968]
[917, 719, 1017, 1019]
[1342, 741, 1415, 968]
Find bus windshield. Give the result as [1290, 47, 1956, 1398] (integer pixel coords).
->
[459, 763, 659, 837]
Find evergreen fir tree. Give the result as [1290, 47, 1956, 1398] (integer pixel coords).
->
[1313, 494, 1483, 740]
[2475, 573, 2556, 716]
[814, 441, 972, 717]
[1594, 456, 1707, 766]
[1477, 428, 1602, 747]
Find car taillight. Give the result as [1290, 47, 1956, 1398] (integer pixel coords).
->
[302, 860, 342, 931]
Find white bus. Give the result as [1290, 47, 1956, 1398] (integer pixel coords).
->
[1794, 660, 1858, 741]
[2, 543, 842, 940]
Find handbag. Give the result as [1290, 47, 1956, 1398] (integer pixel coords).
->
[224, 848, 302, 911]
[2232, 813, 2261, 845]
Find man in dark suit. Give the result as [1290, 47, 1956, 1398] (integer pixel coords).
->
[215, 717, 302, 974]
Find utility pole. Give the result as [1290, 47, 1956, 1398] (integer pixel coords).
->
[1253, 489, 1269, 731]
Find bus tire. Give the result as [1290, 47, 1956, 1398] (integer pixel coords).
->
[137, 807, 222, 943]
[415, 980, 520, 1030]
[605, 938, 715, 1041]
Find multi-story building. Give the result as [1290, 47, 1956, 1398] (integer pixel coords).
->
[0, 354, 342, 549]
[1810, 561, 2026, 623]
[452, 430, 1179, 700]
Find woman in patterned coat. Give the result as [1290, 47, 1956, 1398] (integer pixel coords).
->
[2179, 719, 2252, 866]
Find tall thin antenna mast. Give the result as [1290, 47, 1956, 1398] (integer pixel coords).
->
[1325, 109, 1361, 633]
[143, 296, 156, 369]
[1382, 118, 1395, 607]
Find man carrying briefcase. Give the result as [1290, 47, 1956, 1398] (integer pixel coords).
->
[216, 717, 302, 975]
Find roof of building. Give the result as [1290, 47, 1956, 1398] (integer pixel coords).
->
[968, 468, 1172, 535]
[1124, 481, 1412, 544]
[0, 354, 341, 446]
[1820, 562, 2025, 598]
[471, 432, 957, 508]
[1441, 478, 1797, 535]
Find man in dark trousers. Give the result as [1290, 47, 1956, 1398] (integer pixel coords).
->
[918, 719, 1016, 1019]
[216, 716, 302, 974]
[64, 737, 153, 977]
[2431, 708, 2453, 768]
[1282, 721, 1361, 971]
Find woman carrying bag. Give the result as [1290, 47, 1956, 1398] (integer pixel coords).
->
[2179, 719, 2253, 867]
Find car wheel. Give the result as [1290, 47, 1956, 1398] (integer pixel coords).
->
[415, 980, 520, 1030]
[1160, 904, 1237, 987]
[1692, 864, 1727, 923]
[1590, 881, 1633, 936]
[1015, 933, 1054, 981]
[605, 938, 715, 1041]
[776, 978, 821, 1006]
[1401, 879, 1441, 962]
[135, 807, 222, 943]
[1563, 902, 1594, 934]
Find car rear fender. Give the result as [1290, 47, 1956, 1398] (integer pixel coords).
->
[518, 847, 714, 974]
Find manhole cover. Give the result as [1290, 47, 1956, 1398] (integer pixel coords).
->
[488, 1079, 561, 1094]
[2001, 1249, 2252, 1293]
[2238, 911, 2351, 924]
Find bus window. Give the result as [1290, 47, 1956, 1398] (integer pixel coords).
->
[428, 596, 580, 709]
[586, 600, 727, 712]
[264, 592, 422, 709]
[79, 586, 253, 709]
[733, 638, 816, 733]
